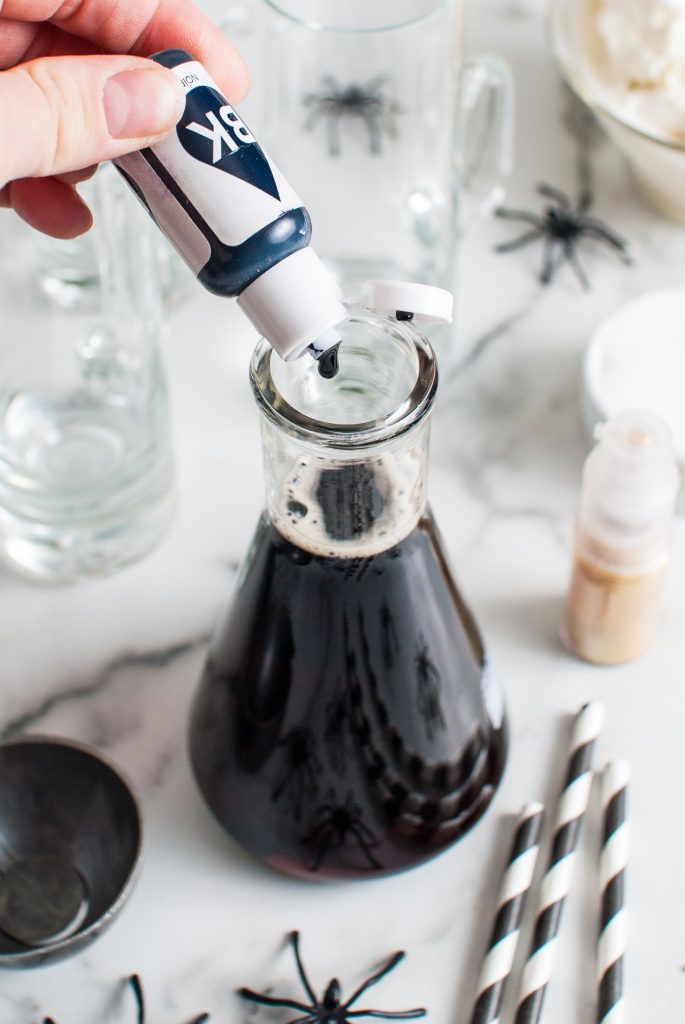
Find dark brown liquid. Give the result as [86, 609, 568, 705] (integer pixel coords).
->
[189, 513, 507, 880]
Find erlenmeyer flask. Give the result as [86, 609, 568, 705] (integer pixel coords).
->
[189, 293, 507, 880]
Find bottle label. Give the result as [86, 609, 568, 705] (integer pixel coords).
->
[173, 62, 282, 202]
[115, 149, 212, 276]
[115, 59, 304, 268]
[157, 61, 302, 247]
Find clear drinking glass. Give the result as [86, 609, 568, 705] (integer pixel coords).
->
[34, 213, 100, 310]
[189, 309, 507, 880]
[229, 0, 514, 294]
[34, 166, 194, 311]
[0, 169, 176, 582]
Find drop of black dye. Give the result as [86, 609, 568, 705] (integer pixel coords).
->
[317, 343, 340, 379]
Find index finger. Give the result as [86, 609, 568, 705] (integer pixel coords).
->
[1, 0, 250, 102]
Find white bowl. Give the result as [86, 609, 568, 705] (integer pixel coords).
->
[548, 0, 685, 224]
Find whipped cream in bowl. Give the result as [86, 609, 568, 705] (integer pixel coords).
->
[549, 0, 685, 221]
[596, 0, 685, 137]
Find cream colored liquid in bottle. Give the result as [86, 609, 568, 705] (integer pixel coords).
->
[563, 410, 679, 665]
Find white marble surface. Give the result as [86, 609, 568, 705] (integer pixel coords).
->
[3, 0, 685, 1020]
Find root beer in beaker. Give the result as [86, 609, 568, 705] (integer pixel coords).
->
[189, 291, 507, 880]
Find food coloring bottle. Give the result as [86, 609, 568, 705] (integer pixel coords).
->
[114, 49, 345, 371]
[563, 410, 679, 664]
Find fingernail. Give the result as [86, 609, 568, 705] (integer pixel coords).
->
[103, 68, 183, 139]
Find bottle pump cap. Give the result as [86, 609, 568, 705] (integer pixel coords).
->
[579, 409, 680, 570]
[237, 248, 348, 361]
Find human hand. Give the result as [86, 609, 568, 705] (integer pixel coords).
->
[0, 1, 249, 238]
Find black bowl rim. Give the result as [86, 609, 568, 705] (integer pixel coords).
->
[0, 734, 144, 967]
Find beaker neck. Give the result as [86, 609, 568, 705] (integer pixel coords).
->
[260, 416, 431, 559]
[250, 309, 438, 558]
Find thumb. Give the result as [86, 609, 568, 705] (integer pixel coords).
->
[0, 54, 185, 188]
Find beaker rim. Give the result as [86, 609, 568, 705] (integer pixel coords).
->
[250, 313, 438, 450]
[261, 0, 451, 34]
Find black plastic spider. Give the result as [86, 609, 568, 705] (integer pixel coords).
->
[323, 688, 351, 777]
[303, 75, 403, 157]
[414, 635, 446, 740]
[44, 975, 209, 1024]
[271, 727, 322, 820]
[379, 602, 400, 670]
[495, 183, 632, 288]
[239, 930, 426, 1024]
[300, 789, 381, 871]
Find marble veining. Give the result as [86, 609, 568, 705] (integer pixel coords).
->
[0, 636, 210, 743]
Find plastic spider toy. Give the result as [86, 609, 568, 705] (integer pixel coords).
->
[495, 183, 632, 288]
[239, 930, 426, 1024]
[44, 975, 209, 1024]
[301, 789, 382, 871]
[323, 691, 350, 777]
[303, 75, 403, 157]
[271, 727, 322, 820]
[415, 636, 446, 740]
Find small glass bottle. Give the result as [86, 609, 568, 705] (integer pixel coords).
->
[563, 410, 679, 665]
[189, 285, 507, 880]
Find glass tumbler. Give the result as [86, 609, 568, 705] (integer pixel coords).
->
[228, 0, 514, 294]
[33, 165, 194, 311]
[189, 306, 507, 880]
[0, 171, 175, 582]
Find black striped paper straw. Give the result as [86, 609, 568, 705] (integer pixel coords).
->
[597, 761, 629, 1024]
[514, 701, 604, 1024]
[470, 802, 545, 1024]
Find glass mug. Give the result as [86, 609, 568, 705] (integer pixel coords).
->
[227, 0, 514, 294]
[0, 168, 175, 582]
[189, 300, 507, 880]
[34, 168, 194, 312]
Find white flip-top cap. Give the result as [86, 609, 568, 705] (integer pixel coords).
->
[237, 248, 347, 361]
[359, 280, 453, 323]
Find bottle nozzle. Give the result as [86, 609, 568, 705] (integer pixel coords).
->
[579, 409, 680, 570]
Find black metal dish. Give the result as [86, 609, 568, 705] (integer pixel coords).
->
[0, 736, 142, 968]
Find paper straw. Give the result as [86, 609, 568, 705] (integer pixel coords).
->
[514, 701, 604, 1024]
[470, 802, 545, 1024]
[597, 761, 629, 1024]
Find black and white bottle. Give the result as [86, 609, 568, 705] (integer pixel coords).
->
[114, 49, 346, 370]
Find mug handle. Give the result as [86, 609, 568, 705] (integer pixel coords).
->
[456, 54, 515, 232]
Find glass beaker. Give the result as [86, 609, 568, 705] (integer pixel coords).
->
[0, 169, 175, 581]
[227, 0, 513, 294]
[189, 303, 507, 880]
